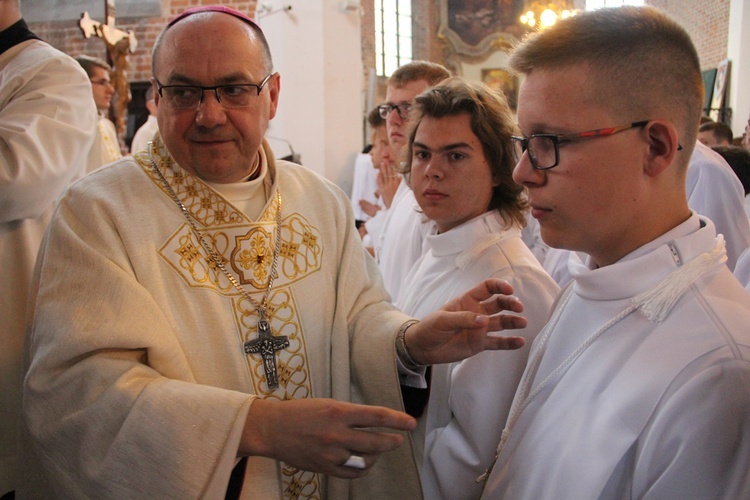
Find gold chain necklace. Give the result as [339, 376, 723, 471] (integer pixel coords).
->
[148, 146, 289, 389]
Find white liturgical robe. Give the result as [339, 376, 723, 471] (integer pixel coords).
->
[375, 179, 428, 302]
[130, 114, 159, 154]
[481, 214, 750, 499]
[0, 34, 97, 494]
[349, 152, 382, 222]
[686, 141, 750, 271]
[735, 247, 750, 292]
[397, 211, 559, 500]
[97, 115, 122, 166]
[21, 137, 421, 499]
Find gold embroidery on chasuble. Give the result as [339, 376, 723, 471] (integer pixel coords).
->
[136, 144, 323, 499]
[98, 119, 121, 162]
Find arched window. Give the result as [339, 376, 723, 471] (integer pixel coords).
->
[374, 0, 413, 77]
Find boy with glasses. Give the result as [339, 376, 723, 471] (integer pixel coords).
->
[479, 6, 750, 498]
[75, 54, 122, 164]
[370, 61, 450, 302]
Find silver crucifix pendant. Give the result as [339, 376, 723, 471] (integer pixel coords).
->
[244, 313, 289, 390]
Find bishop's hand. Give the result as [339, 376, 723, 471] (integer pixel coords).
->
[239, 398, 416, 478]
[404, 278, 527, 366]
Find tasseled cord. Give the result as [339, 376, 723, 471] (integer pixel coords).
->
[634, 236, 727, 323]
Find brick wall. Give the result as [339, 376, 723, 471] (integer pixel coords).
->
[26, 0, 730, 145]
[30, 0, 728, 80]
[29, 0, 730, 92]
[362, 0, 730, 81]
[649, 0, 730, 70]
[28, 0, 259, 83]
[27, 1, 258, 148]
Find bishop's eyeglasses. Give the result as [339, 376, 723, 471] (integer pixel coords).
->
[511, 120, 651, 170]
[155, 74, 273, 109]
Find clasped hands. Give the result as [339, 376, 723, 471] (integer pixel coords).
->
[240, 278, 526, 477]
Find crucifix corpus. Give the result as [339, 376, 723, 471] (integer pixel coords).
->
[244, 312, 290, 390]
[79, 0, 138, 135]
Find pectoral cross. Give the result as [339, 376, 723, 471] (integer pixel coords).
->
[243, 310, 289, 390]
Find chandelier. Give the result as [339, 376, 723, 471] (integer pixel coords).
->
[520, 1, 579, 30]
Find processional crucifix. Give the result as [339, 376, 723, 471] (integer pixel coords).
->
[79, 0, 138, 134]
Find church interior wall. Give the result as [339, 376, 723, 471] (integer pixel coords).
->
[23, 0, 742, 191]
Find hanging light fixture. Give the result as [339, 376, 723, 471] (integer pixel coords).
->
[520, 1, 578, 30]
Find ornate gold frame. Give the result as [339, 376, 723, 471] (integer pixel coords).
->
[437, 0, 520, 67]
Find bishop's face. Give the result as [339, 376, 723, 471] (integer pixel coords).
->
[153, 13, 280, 184]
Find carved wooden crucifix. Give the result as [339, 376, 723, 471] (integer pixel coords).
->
[79, 0, 138, 134]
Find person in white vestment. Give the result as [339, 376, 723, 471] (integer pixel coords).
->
[735, 247, 750, 291]
[351, 109, 388, 226]
[711, 144, 750, 223]
[358, 107, 396, 254]
[373, 107, 402, 212]
[480, 7, 750, 499]
[520, 213, 548, 265]
[75, 54, 123, 166]
[0, 1, 99, 496]
[544, 140, 750, 288]
[349, 149, 379, 223]
[20, 6, 530, 499]
[697, 121, 733, 148]
[685, 140, 750, 270]
[130, 86, 160, 154]
[394, 77, 560, 500]
[370, 61, 450, 302]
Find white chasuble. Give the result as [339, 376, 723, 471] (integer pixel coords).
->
[146, 142, 322, 497]
[22, 136, 420, 499]
[0, 37, 98, 495]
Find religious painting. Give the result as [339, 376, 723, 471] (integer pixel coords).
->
[447, 0, 524, 47]
[701, 68, 717, 115]
[709, 59, 730, 122]
[481, 68, 518, 111]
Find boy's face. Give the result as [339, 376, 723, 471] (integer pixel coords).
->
[513, 63, 653, 266]
[384, 79, 430, 154]
[89, 66, 114, 112]
[410, 113, 496, 233]
[369, 125, 393, 169]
